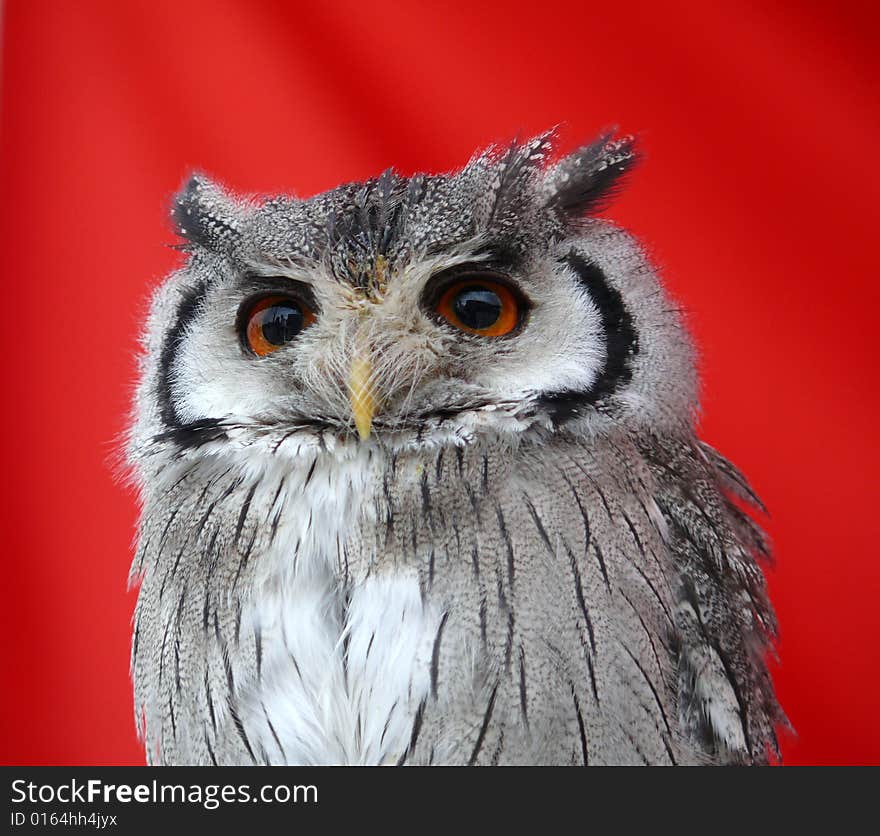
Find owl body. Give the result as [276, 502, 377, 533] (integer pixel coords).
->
[128, 134, 782, 765]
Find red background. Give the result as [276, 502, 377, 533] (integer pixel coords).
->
[1, 1, 877, 766]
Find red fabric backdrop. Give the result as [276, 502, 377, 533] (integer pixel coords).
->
[1, 0, 877, 765]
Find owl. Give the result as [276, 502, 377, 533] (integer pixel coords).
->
[127, 131, 783, 765]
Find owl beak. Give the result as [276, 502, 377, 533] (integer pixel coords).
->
[348, 355, 378, 440]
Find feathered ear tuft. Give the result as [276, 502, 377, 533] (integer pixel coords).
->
[171, 173, 244, 252]
[544, 130, 640, 219]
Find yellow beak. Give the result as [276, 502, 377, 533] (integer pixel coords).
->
[348, 355, 378, 440]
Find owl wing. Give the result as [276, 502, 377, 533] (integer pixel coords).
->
[640, 435, 786, 763]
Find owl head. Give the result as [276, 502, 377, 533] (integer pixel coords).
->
[130, 131, 695, 464]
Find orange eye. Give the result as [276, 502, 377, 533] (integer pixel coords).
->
[435, 278, 522, 337]
[242, 295, 315, 357]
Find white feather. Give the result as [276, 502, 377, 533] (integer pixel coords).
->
[230, 451, 440, 764]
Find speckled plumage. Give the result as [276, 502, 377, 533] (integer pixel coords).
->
[127, 131, 783, 765]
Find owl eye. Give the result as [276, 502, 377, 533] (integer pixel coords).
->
[241, 294, 315, 357]
[434, 277, 522, 337]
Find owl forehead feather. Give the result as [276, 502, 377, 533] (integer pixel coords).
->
[171, 130, 638, 278]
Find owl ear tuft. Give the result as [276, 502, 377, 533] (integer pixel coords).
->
[171, 173, 244, 252]
[544, 131, 640, 219]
